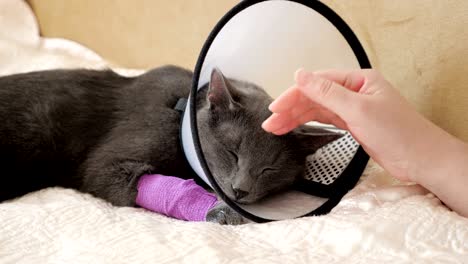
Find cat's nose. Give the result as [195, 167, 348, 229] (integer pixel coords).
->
[232, 187, 249, 200]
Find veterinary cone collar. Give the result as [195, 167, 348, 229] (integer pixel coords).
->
[181, 0, 371, 222]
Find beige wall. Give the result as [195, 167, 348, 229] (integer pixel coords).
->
[28, 0, 468, 142]
[323, 1, 468, 142]
[28, 0, 238, 69]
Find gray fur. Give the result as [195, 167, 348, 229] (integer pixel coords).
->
[206, 202, 246, 225]
[0, 65, 195, 206]
[197, 68, 341, 205]
[0, 66, 340, 224]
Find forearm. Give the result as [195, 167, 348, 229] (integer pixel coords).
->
[410, 123, 468, 217]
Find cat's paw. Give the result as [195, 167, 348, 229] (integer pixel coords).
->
[206, 202, 246, 225]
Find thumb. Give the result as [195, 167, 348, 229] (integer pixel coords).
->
[295, 70, 360, 119]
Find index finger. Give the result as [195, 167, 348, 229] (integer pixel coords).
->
[268, 85, 302, 113]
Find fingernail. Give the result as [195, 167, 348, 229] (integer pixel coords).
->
[296, 69, 316, 88]
[268, 102, 275, 111]
[261, 119, 270, 130]
[294, 68, 304, 82]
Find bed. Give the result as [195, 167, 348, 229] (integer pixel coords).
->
[0, 1, 467, 263]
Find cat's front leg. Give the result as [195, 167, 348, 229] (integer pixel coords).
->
[81, 158, 154, 207]
[206, 201, 247, 225]
[133, 173, 247, 224]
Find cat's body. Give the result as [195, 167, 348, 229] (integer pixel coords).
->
[0, 66, 195, 205]
[0, 65, 340, 224]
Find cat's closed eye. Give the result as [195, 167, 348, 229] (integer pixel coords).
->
[261, 167, 276, 175]
[227, 150, 238, 162]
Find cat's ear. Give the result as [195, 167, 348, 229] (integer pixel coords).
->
[207, 68, 235, 111]
[292, 125, 344, 154]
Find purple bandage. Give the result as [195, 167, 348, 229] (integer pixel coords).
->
[136, 174, 218, 221]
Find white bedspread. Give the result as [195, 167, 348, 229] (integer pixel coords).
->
[1, 1, 467, 263]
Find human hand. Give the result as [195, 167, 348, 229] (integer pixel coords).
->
[262, 69, 446, 182]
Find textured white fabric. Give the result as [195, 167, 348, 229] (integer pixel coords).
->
[1, 1, 467, 263]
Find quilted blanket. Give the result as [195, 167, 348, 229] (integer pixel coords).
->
[0, 1, 467, 263]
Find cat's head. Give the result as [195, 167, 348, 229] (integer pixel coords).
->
[196, 68, 341, 204]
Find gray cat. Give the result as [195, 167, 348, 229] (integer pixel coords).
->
[0, 65, 339, 224]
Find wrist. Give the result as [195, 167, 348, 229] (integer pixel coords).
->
[411, 133, 468, 216]
[408, 122, 467, 184]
